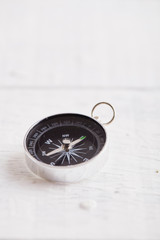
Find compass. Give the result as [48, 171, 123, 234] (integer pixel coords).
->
[24, 102, 115, 183]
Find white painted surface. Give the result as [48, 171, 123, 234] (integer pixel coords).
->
[0, 1, 160, 239]
[0, 0, 160, 88]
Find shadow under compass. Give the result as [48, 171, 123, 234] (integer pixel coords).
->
[5, 152, 60, 187]
[5, 152, 86, 188]
[6, 152, 43, 183]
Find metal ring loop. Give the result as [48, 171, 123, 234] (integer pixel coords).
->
[91, 102, 115, 125]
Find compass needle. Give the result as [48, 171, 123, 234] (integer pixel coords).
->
[46, 146, 63, 156]
[70, 136, 86, 148]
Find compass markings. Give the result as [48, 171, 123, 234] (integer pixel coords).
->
[50, 151, 63, 159]
[71, 155, 78, 163]
[73, 152, 87, 154]
[58, 140, 62, 145]
[45, 139, 52, 144]
[75, 142, 85, 147]
[73, 151, 86, 155]
[72, 147, 87, 151]
[66, 152, 71, 164]
[28, 137, 35, 141]
[71, 152, 83, 159]
[50, 162, 55, 166]
[55, 152, 66, 162]
[61, 155, 66, 165]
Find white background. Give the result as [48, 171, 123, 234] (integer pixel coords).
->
[0, 0, 160, 239]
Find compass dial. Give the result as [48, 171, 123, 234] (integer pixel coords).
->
[26, 114, 106, 166]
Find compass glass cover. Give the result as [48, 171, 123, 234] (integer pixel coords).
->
[26, 114, 106, 166]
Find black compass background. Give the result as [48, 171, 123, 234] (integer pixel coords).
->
[36, 126, 98, 166]
[26, 114, 106, 166]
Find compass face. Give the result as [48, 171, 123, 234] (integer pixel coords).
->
[25, 114, 106, 166]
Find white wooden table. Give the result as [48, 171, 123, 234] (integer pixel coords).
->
[0, 1, 160, 239]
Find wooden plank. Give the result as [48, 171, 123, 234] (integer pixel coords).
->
[0, 0, 160, 88]
[0, 88, 160, 239]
